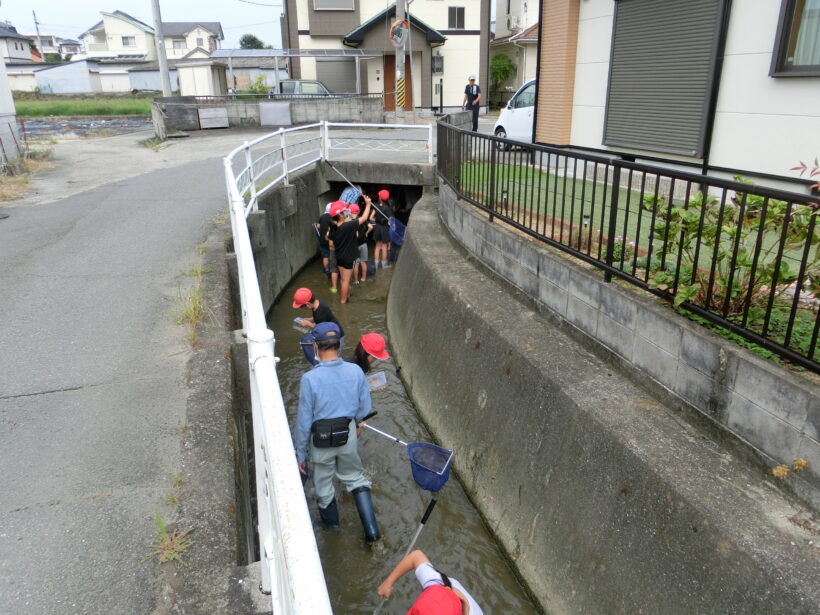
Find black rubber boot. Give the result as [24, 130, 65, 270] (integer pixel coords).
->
[352, 486, 380, 542]
[318, 498, 339, 529]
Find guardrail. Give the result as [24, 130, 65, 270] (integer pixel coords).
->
[223, 121, 432, 613]
[437, 121, 820, 371]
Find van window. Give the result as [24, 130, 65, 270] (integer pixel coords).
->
[512, 83, 535, 108]
[302, 82, 327, 94]
[281, 81, 297, 93]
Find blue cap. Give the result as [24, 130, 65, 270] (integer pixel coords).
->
[312, 321, 341, 342]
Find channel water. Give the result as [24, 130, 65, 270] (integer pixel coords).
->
[268, 262, 540, 614]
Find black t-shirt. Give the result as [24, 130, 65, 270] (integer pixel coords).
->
[333, 220, 360, 264]
[464, 83, 481, 107]
[357, 222, 370, 246]
[317, 213, 332, 248]
[312, 301, 344, 338]
[372, 202, 394, 226]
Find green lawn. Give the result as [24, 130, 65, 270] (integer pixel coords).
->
[15, 98, 152, 117]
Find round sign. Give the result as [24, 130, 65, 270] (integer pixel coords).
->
[389, 19, 409, 48]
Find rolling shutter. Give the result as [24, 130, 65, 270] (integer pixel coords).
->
[316, 58, 356, 93]
[603, 0, 726, 158]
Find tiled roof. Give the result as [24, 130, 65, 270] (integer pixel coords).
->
[491, 22, 538, 46]
[0, 25, 33, 41]
[162, 22, 224, 39]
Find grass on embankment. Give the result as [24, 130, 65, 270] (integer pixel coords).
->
[15, 98, 152, 117]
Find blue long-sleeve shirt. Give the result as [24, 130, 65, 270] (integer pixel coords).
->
[294, 357, 372, 463]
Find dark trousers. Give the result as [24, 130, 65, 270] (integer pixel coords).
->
[467, 104, 479, 131]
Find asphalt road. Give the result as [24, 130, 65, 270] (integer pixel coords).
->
[0, 150, 229, 613]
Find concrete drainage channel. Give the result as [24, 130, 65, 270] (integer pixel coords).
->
[224, 158, 819, 613]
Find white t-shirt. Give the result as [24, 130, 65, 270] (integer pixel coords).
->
[415, 562, 483, 615]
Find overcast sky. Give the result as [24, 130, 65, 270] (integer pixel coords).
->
[1, 0, 286, 48]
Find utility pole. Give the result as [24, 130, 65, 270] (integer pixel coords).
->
[395, 0, 405, 118]
[32, 11, 44, 58]
[150, 0, 173, 96]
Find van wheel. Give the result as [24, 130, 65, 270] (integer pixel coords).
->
[494, 127, 511, 151]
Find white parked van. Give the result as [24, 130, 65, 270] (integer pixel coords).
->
[492, 79, 536, 149]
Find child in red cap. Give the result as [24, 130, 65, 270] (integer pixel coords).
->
[377, 550, 483, 615]
[370, 189, 394, 269]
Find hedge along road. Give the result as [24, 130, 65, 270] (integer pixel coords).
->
[269, 264, 541, 614]
[0, 129, 277, 613]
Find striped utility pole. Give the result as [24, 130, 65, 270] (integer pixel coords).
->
[395, 0, 406, 116]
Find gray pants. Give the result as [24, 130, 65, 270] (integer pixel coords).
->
[309, 420, 370, 508]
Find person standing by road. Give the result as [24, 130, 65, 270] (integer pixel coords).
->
[462, 75, 482, 132]
[293, 322, 381, 542]
[377, 550, 483, 614]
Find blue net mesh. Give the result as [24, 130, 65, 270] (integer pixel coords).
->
[407, 442, 453, 492]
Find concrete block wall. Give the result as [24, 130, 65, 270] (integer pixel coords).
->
[388, 195, 819, 614]
[439, 183, 820, 511]
[225, 100, 261, 127]
[290, 97, 383, 125]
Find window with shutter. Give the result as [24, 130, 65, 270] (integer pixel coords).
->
[603, 0, 727, 158]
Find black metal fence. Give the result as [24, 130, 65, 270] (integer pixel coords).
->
[437, 121, 820, 371]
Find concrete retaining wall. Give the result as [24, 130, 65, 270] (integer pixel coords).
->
[290, 97, 383, 124]
[438, 183, 820, 512]
[154, 97, 384, 136]
[387, 195, 819, 614]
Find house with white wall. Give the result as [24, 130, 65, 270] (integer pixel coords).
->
[0, 60, 21, 166]
[0, 24, 34, 64]
[533, 0, 820, 189]
[489, 22, 537, 104]
[79, 11, 157, 61]
[281, 0, 490, 110]
[78, 11, 223, 63]
[163, 23, 223, 58]
[22, 34, 81, 58]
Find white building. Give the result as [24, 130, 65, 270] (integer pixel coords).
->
[0, 60, 21, 165]
[533, 0, 820, 187]
[79, 11, 157, 61]
[489, 23, 538, 105]
[281, 0, 490, 110]
[78, 11, 223, 63]
[22, 34, 82, 58]
[162, 22, 224, 58]
[0, 24, 34, 64]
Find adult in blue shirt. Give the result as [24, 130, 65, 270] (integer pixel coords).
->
[294, 321, 380, 541]
[462, 75, 482, 132]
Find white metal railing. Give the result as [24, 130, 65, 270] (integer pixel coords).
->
[223, 121, 432, 613]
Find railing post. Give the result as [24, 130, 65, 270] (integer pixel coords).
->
[427, 124, 433, 164]
[488, 139, 497, 222]
[321, 121, 330, 160]
[243, 141, 258, 212]
[247, 328, 275, 596]
[279, 128, 289, 186]
[604, 162, 622, 283]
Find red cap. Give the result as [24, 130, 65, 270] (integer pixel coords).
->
[378, 189, 390, 202]
[361, 333, 389, 360]
[329, 200, 347, 217]
[292, 287, 313, 308]
[407, 586, 462, 615]
[349, 204, 361, 214]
